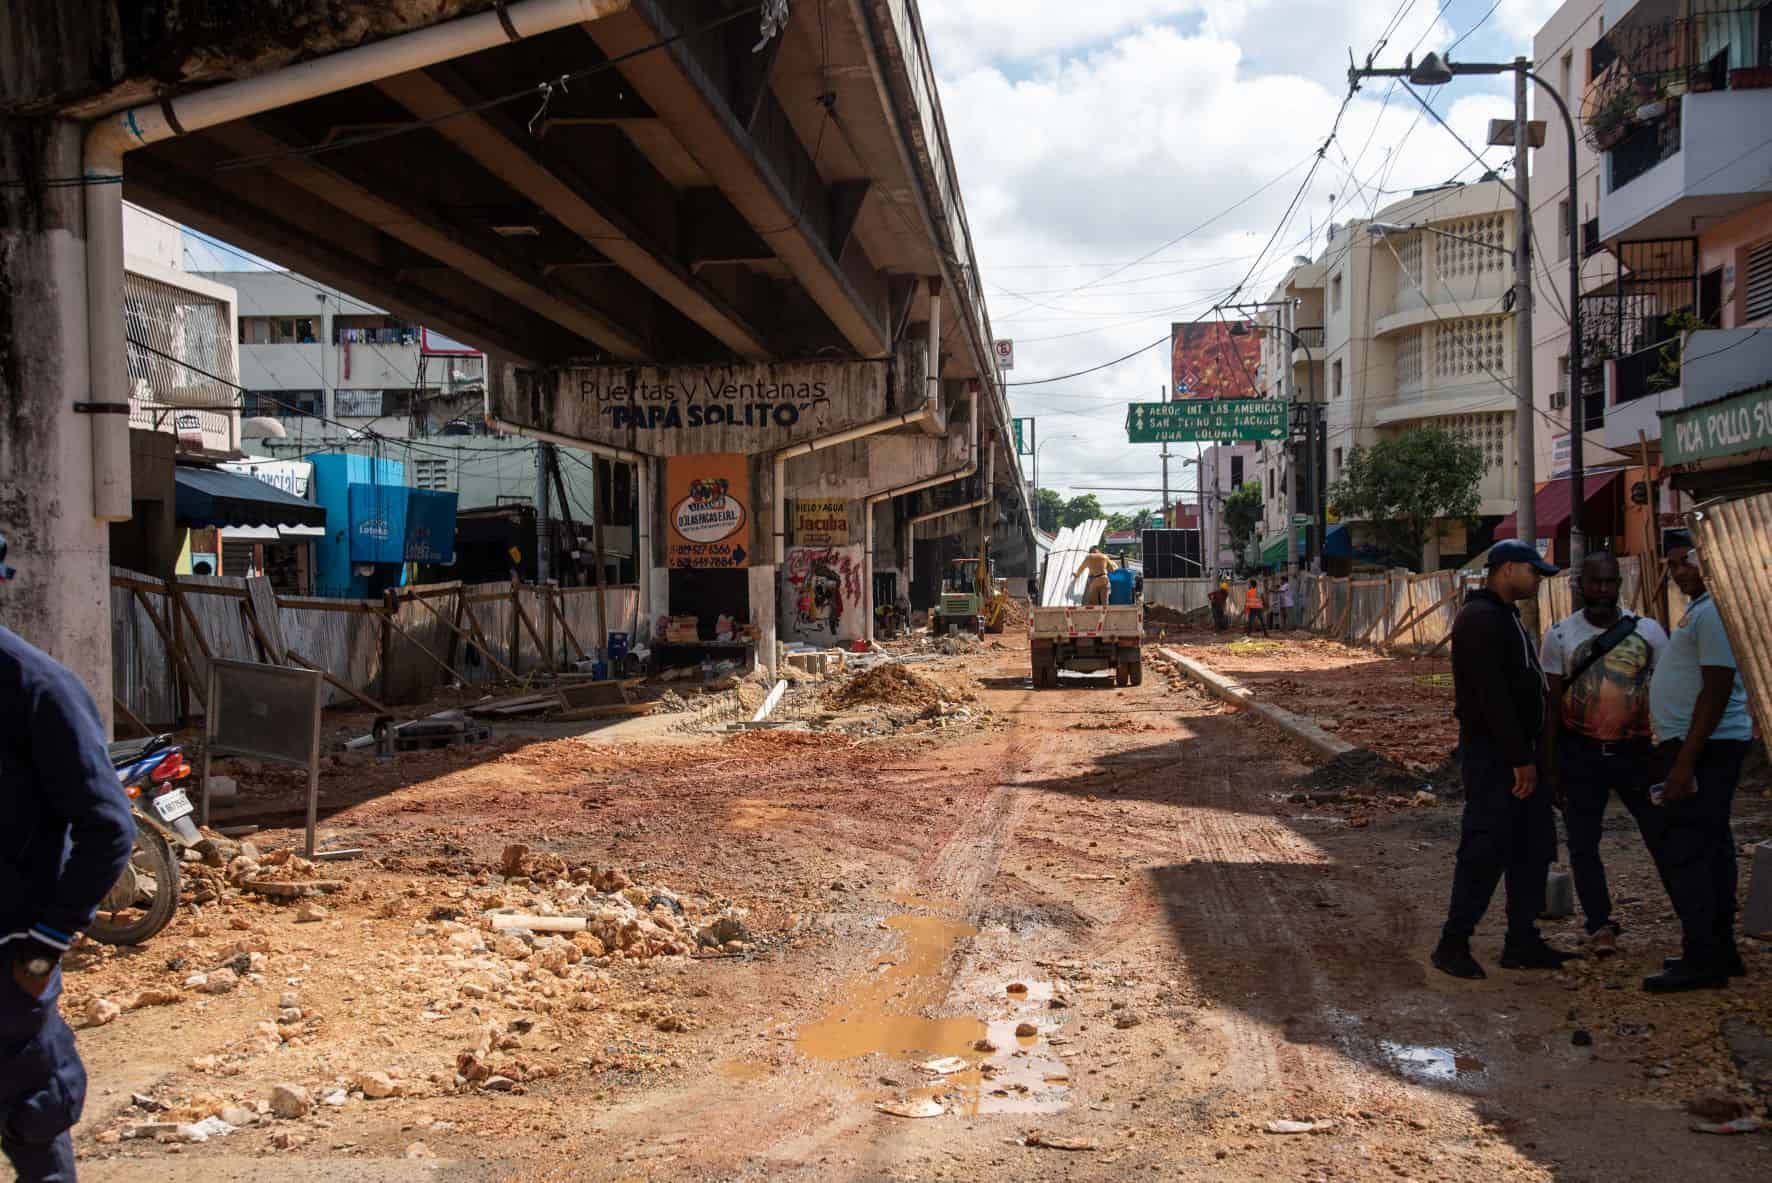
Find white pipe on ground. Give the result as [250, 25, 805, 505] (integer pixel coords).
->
[82, 0, 632, 522]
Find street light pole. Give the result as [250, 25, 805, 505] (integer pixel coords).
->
[1350, 51, 1585, 571]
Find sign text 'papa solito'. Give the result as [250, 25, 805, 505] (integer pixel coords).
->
[581, 372, 833, 432]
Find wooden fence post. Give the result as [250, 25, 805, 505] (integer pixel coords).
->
[379, 589, 396, 702]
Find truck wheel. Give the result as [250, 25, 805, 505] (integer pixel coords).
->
[1130, 660, 1144, 686]
[1114, 663, 1129, 688]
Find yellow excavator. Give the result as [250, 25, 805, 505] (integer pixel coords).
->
[930, 537, 1010, 636]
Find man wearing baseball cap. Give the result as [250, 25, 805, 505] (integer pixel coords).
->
[1432, 539, 1580, 980]
[0, 531, 137, 1180]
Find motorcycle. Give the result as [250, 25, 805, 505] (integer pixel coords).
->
[88, 735, 204, 945]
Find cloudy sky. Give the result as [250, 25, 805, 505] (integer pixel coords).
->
[922, 0, 1564, 512]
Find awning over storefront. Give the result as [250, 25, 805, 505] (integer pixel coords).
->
[175, 465, 327, 530]
[1258, 524, 1350, 566]
[1491, 471, 1622, 541]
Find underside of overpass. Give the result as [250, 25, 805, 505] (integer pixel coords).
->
[0, 0, 1032, 703]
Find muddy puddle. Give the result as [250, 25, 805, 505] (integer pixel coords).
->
[795, 914, 1072, 1117]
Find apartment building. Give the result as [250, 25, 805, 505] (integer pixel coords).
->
[1558, 0, 1772, 507]
[1254, 180, 1523, 569]
[192, 269, 488, 441]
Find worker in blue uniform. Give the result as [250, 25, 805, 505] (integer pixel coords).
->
[0, 533, 136, 1181]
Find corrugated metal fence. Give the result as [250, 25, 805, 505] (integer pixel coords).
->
[111, 568, 641, 728]
[1291, 554, 1658, 656]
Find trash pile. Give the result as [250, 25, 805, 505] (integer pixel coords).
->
[998, 597, 1031, 628]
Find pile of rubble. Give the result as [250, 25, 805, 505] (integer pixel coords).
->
[831, 662, 975, 715]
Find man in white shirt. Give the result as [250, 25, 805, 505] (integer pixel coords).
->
[1639, 532, 1754, 993]
[1539, 552, 1668, 958]
[1278, 577, 1295, 630]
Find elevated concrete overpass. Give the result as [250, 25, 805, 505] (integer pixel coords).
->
[0, 0, 1031, 702]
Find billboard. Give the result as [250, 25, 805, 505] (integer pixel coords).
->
[666, 453, 751, 569]
[1170, 321, 1261, 400]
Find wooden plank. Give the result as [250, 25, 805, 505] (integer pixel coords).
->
[413, 590, 520, 682]
[1382, 586, 1457, 648]
[443, 590, 464, 672]
[168, 587, 214, 662]
[132, 588, 208, 710]
[174, 579, 247, 599]
[244, 576, 288, 663]
[510, 575, 553, 673]
[554, 700, 656, 722]
[395, 579, 464, 600]
[550, 590, 588, 664]
[274, 596, 376, 612]
[382, 611, 470, 687]
[286, 647, 392, 715]
[110, 568, 167, 593]
[112, 694, 154, 737]
[378, 589, 397, 701]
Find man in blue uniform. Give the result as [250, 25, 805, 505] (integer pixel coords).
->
[1432, 540, 1580, 980]
[0, 533, 137, 1181]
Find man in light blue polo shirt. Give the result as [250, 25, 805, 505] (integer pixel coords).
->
[1640, 531, 1754, 993]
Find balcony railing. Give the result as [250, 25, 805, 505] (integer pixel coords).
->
[1292, 326, 1325, 350]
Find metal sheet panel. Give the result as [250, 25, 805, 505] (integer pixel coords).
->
[1694, 492, 1772, 737]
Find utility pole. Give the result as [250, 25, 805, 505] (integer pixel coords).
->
[1511, 59, 1538, 562]
[1283, 300, 1300, 580]
[535, 441, 552, 585]
[1161, 445, 1172, 526]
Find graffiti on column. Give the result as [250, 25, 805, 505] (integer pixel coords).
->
[784, 545, 864, 641]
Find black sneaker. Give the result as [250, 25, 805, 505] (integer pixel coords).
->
[1431, 941, 1486, 980]
[1499, 942, 1582, 970]
[1643, 964, 1728, 993]
[1661, 951, 1748, 978]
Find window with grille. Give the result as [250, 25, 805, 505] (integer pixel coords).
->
[1433, 215, 1507, 278]
[1446, 412, 1507, 472]
[1434, 317, 1507, 379]
[1395, 329, 1425, 387]
[1395, 235, 1423, 289]
[1332, 359, 1344, 399]
[412, 458, 451, 491]
[1745, 239, 1772, 322]
[1331, 273, 1343, 313]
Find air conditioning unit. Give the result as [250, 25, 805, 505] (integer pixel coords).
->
[1549, 389, 1569, 410]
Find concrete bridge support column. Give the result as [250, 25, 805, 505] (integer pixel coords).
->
[0, 118, 112, 719]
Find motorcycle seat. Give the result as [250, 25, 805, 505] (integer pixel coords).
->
[107, 734, 176, 764]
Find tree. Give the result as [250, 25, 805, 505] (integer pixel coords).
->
[1106, 512, 1134, 531]
[1223, 481, 1263, 555]
[1129, 508, 1159, 532]
[1033, 487, 1065, 532]
[1059, 493, 1103, 527]
[1328, 426, 1485, 571]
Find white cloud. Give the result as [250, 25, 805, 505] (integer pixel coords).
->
[929, 7, 1521, 504]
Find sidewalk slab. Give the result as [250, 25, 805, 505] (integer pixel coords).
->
[1157, 647, 1355, 761]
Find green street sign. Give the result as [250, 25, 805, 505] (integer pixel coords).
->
[1125, 399, 1287, 443]
[1661, 383, 1772, 465]
[1012, 417, 1033, 455]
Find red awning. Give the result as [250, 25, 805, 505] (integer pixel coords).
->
[1492, 471, 1623, 540]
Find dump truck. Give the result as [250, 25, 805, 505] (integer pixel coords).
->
[1029, 604, 1143, 688]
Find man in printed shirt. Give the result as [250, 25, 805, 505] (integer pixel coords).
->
[1640, 532, 1754, 993]
[1539, 553, 1668, 958]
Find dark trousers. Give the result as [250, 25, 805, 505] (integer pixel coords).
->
[1210, 604, 1227, 631]
[1, 998, 85, 1183]
[1556, 731, 1655, 935]
[1637, 739, 1750, 970]
[1443, 735, 1557, 948]
[1244, 609, 1267, 635]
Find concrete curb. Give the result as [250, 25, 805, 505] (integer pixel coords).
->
[1156, 647, 1356, 761]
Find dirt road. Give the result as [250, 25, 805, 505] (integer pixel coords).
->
[67, 637, 1771, 1180]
